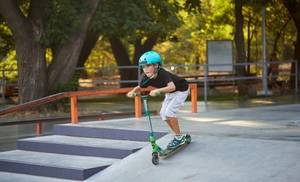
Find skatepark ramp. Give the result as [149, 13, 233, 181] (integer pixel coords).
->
[0, 122, 167, 181]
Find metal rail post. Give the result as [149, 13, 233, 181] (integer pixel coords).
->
[262, 2, 268, 96]
[135, 95, 142, 118]
[204, 64, 208, 104]
[190, 83, 197, 113]
[70, 96, 78, 124]
[36, 121, 42, 136]
[1, 70, 5, 102]
[295, 60, 298, 93]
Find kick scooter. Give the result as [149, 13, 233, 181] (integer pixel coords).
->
[140, 95, 191, 165]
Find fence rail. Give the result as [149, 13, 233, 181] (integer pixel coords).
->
[0, 84, 198, 135]
[0, 61, 298, 102]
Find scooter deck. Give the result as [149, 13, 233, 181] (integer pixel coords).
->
[160, 141, 189, 159]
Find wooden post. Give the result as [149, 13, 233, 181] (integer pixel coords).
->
[135, 95, 142, 118]
[70, 96, 78, 124]
[189, 83, 198, 113]
[36, 121, 42, 136]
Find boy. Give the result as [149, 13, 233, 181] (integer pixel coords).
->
[127, 50, 190, 150]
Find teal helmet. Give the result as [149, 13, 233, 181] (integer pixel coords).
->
[139, 51, 162, 67]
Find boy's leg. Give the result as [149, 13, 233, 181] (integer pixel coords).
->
[166, 117, 187, 150]
[164, 90, 189, 135]
[164, 90, 189, 149]
[166, 117, 180, 135]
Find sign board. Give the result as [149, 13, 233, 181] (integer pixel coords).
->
[207, 40, 233, 72]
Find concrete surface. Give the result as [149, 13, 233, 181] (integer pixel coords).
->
[0, 172, 75, 182]
[0, 103, 299, 181]
[84, 104, 300, 182]
[87, 135, 300, 182]
[0, 150, 118, 169]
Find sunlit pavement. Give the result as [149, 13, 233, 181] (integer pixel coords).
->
[1, 94, 299, 152]
[82, 103, 300, 182]
[0, 95, 300, 181]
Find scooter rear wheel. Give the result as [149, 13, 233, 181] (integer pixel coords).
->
[186, 134, 192, 144]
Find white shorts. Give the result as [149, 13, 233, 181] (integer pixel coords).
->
[160, 89, 189, 121]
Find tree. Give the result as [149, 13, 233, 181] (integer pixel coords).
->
[282, 0, 300, 89]
[90, 1, 178, 87]
[267, 3, 291, 58]
[0, 0, 48, 103]
[0, 0, 100, 103]
[234, 0, 248, 96]
[88, 0, 200, 87]
[45, 0, 100, 94]
[0, 21, 14, 60]
[158, 0, 234, 66]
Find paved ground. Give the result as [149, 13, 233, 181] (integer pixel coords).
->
[80, 103, 300, 182]
[1, 94, 299, 152]
[0, 95, 300, 181]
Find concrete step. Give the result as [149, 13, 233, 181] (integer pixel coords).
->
[0, 150, 118, 180]
[0, 171, 75, 182]
[17, 135, 147, 159]
[53, 124, 167, 142]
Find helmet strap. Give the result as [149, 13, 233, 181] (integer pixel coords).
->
[149, 65, 160, 79]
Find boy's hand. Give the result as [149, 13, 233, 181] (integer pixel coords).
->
[149, 89, 161, 97]
[126, 91, 136, 98]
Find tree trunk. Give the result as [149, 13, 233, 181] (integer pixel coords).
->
[0, 0, 102, 102]
[291, 30, 300, 89]
[283, 0, 300, 89]
[109, 36, 157, 88]
[234, 0, 248, 96]
[15, 36, 47, 103]
[133, 36, 157, 65]
[109, 36, 136, 87]
[77, 29, 101, 68]
[0, 0, 48, 103]
[246, 10, 252, 75]
[75, 29, 101, 80]
[47, 0, 100, 93]
[270, 17, 291, 58]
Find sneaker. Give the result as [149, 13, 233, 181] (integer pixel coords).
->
[166, 134, 186, 150]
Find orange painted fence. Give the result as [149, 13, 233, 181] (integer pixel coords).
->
[69, 83, 197, 123]
[0, 84, 197, 134]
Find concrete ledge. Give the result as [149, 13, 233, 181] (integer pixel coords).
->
[17, 138, 143, 159]
[0, 159, 107, 180]
[53, 125, 167, 141]
[0, 150, 118, 180]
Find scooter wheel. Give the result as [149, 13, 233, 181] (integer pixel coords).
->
[186, 134, 192, 144]
[152, 152, 159, 165]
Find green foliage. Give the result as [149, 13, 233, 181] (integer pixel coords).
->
[0, 22, 14, 60]
[85, 37, 117, 76]
[154, 0, 296, 69]
[266, 1, 296, 60]
[155, 0, 234, 66]
[55, 82, 77, 93]
[0, 50, 18, 81]
[54, 70, 80, 93]
[41, 0, 89, 47]
[92, 0, 181, 42]
[0, 0, 297, 84]
[184, 0, 202, 13]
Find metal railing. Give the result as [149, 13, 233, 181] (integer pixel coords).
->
[0, 61, 298, 103]
[0, 84, 198, 135]
[164, 60, 298, 102]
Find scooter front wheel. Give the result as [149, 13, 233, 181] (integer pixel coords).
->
[152, 152, 159, 165]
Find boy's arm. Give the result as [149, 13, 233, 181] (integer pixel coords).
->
[127, 86, 141, 97]
[151, 82, 176, 96]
